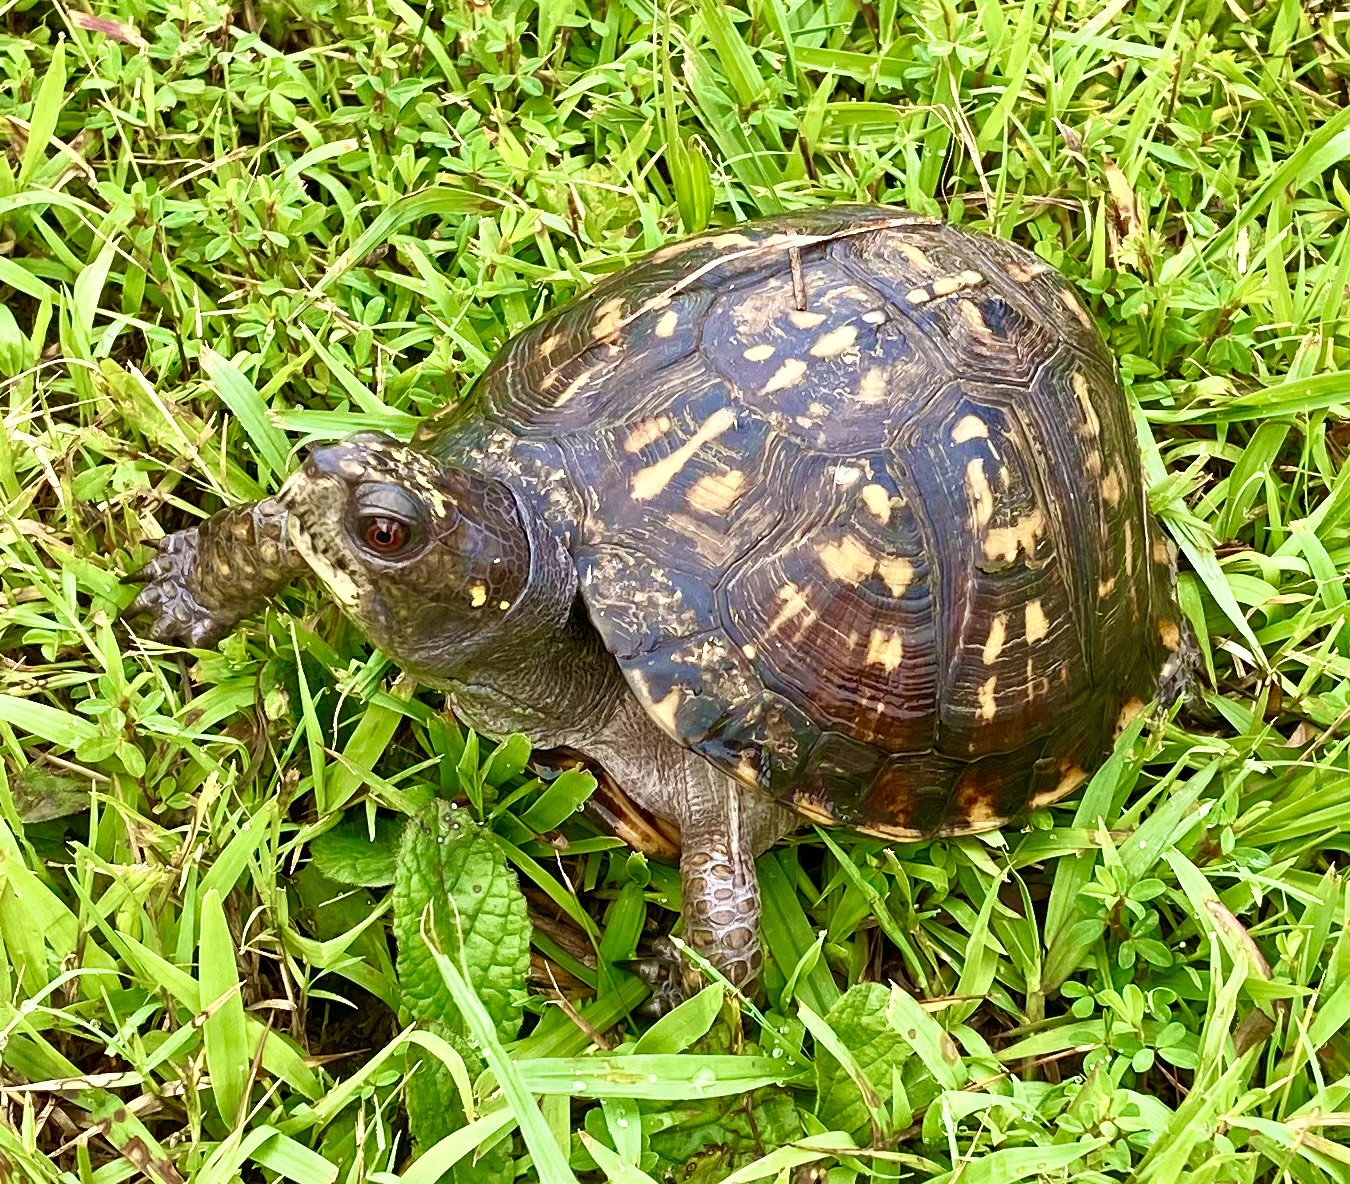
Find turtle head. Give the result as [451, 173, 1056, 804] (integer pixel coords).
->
[278, 433, 567, 683]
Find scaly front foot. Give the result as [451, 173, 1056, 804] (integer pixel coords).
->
[629, 839, 764, 1015]
[126, 528, 232, 646]
[124, 498, 304, 646]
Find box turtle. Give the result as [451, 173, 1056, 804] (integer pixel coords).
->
[129, 205, 1191, 1005]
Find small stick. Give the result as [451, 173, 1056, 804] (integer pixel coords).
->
[789, 245, 807, 310]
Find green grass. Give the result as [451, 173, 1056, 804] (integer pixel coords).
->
[2, 0, 1350, 1179]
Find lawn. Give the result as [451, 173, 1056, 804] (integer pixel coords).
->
[2, 0, 1350, 1180]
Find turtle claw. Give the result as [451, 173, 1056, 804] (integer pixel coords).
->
[123, 527, 232, 648]
[626, 936, 698, 1017]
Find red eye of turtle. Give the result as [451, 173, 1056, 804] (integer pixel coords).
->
[362, 516, 408, 553]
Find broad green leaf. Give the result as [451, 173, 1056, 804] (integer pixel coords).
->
[812, 983, 918, 1140]
[646, 1088, 804, 1183]
[393, 800, 530, 1041]
[310, 813, 404, 887]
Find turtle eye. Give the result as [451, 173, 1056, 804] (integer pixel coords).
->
[348, 483, 426, 558]
[361, 516, 408, 554]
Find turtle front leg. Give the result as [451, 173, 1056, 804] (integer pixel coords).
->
[126, 499, 306, 646]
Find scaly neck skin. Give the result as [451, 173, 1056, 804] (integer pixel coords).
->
[443, 597, 629, 751]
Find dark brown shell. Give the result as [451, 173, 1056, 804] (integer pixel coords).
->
[422, 206, 1183, 837]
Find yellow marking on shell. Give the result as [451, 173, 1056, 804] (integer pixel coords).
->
[834, 463, 863, 487]
[951, 414, 989, 444]
[1059, 287, 1093, 327]
[1124, 519, 1135, 572]
[809, 324, 859, 358]
[767, 582, 816, 637]
[981, 613, 1008, 665]
[650, 690, 683, 733]
[856, 369, 888, 404]
[1029, 764, 1088, 808]
[735, 756, 761, 786]
[553, 366, 597, 407]
[1153, 537, 1172, 564]
[1005, 259, 1048, 283]
[857, 821, 925, 841]
[1024, 599, 1049, 643]
[763, 357, 808, 393]
[877, 556, 914, 596]
[977, 676, 998, 721]
[1058, 763, 1089, 794]
[1158, 618, 1182, 652]
[687, 469, 747, 515]
[817, 535, 876, 584]
[1101, 469, 1122, 506]
[651, 238, 701, 263]
[960, 791, 1003, 828]
[898, 243, 933, 271]
[468, 582, 488, 608]
[906, 287, 931, 304]
[622, 415, 673, 454]
[984, 509, 1045, 564]
[541, 332, 563, 355]
[1116, 697, 1146, 735]
[957, 299, 995, 341]
[741, 643, 757, 660]
[965, 458, 995, 530]
[743, 343, 776, 362]
[866, 628, 904, 671]
[1071, 371, 1100, 437]
[861, 483, 892, 523]
[498, 600, 512, 611]
[708, 232, 755, 249]
[654, 309, 680, 338]
[932, 269, 985, 297]
[862, 309, 887, 325]
[789, 309, 826, 329]
[1098, 577, 1117, 598]
[630, 406, 737, 501]
[591, 296, 626, 340]
[795, 798, 837, 826]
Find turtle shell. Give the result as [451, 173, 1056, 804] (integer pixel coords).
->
[420, 206, 1184, 838]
